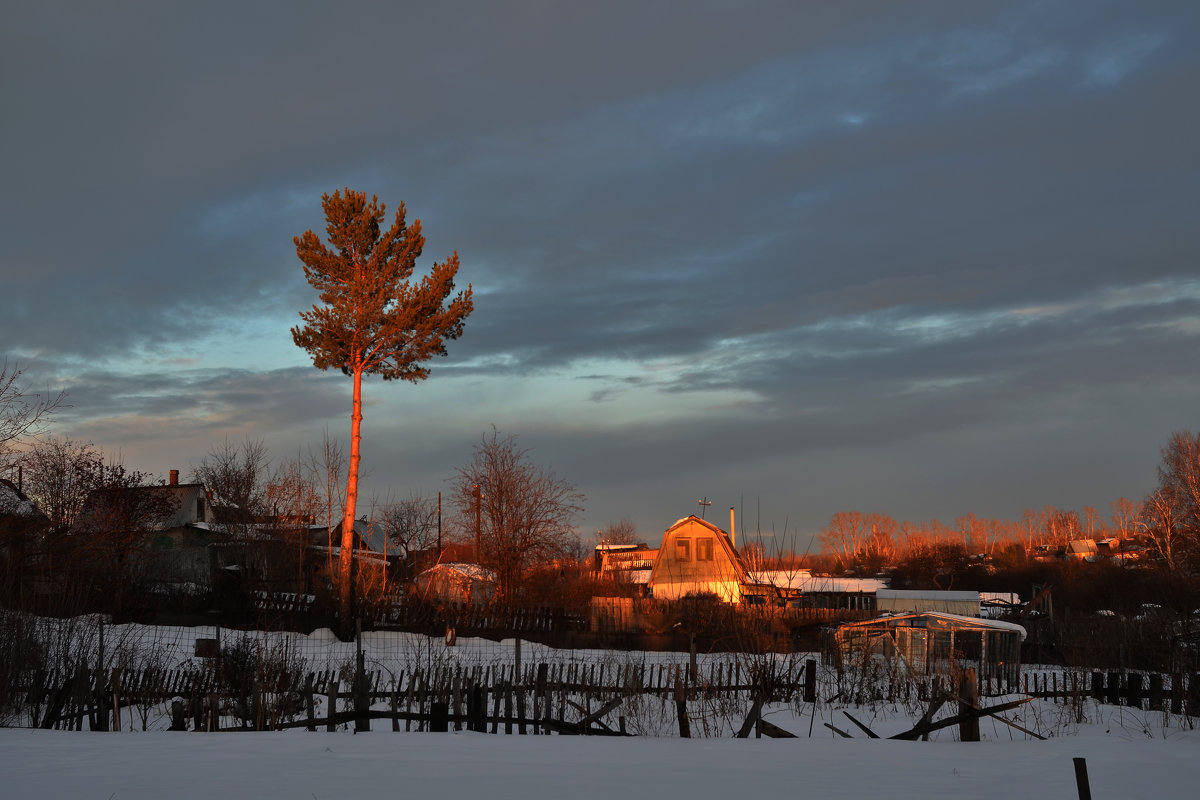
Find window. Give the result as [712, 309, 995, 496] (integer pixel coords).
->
[675, 538, 691, 561]
[697, 537, 714, 561]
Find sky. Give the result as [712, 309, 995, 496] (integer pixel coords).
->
[3, 1, 1199, 551]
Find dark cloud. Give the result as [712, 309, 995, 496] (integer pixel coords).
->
[3, 1, 1198, 544]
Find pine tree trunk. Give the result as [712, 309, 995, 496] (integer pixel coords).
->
[340, 367, 364, 627]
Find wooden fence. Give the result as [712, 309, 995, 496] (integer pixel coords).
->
[14, 659, 1198, 734]
[14, 656, 819, 734]
[1022, 670, 1200, 714]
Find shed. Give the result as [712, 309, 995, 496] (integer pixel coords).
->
[834, 612, 1025, 685]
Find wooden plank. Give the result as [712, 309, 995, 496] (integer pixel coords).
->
[823, 722, 853, 738]
[842, 711, 879, 738]
[758, 718, 797, 738]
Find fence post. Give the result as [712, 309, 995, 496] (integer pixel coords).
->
[674, 674, 690, 738]
[1106, 671, 1120, 706]
[534, 663, 548, 735]
[170, 699, 185, 731]
[111, 668, 121, 732]
[430, 700, 449, 732]
[354, 647, 369, 733]
[192, 688, 203, 732]
[1073, 757, 1092, 800]
[305, 674, 316, 732]
[804, 659, 817, 704]
[468, 684, 486, 733]
[958, 668, 979, 742]
[1126, 672, 1143, 710]
[504, 680, 514, 735]
[326, 678, 338, 732]
[391, 676, 401, 733]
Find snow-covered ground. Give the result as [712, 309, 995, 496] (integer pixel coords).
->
[1, 618, 1197, 799]
[1, 721, 1196, 800]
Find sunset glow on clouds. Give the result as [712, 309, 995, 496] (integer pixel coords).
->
[2, 1, 1198, 546]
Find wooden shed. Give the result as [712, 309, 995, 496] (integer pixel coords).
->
[833, 612, 1025, 685]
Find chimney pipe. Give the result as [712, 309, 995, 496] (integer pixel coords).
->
[730, 507, 736, 547]
[169, 469, 179, 486]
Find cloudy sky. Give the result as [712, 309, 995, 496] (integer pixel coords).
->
[3, 1, 1198, 550]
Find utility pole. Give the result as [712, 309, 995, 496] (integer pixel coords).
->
[698, 497, 711, 519]
[473, 484, 482, 562]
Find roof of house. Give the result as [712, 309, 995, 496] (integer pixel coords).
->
[0, 479, 39, 517]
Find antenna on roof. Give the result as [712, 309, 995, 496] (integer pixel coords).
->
[698, 497, 711, 519]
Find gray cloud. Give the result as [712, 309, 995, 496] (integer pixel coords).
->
[3, 1, 1198, 545]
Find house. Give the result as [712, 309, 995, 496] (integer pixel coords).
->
[833, 612, 1026, 685]
[0, 478, 51, 597]
[1066, 539, 1100, 560]
[875, 589, 982, 617]
[71, 469, 219, 590]
[594, 542, 657, 590]
[646, 515, 750, 602]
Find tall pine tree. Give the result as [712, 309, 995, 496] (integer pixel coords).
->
[292, 189, 473, 624]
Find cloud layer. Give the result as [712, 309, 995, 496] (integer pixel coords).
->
[3, 1, 1198, 546]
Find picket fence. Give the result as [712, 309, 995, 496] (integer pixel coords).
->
[19, 656, 818, 734]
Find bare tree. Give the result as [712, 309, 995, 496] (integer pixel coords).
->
[304, 431, 347, 587]
[192, 438, 270, 518]
[818, 511, 868, 570]
[451, 429, 584, 601]
[67, 458, 176, 615]
[264, 454, 323, 592]
[1144, 430, 1200, 572]
[1110, 497, 1142, 539]
[380, 491, 440, 564]
[1140, 487, 1187, 573]
[598, 519, 639, 545]
[0, 361, 65, 469]
[21, 437, 99, 530]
